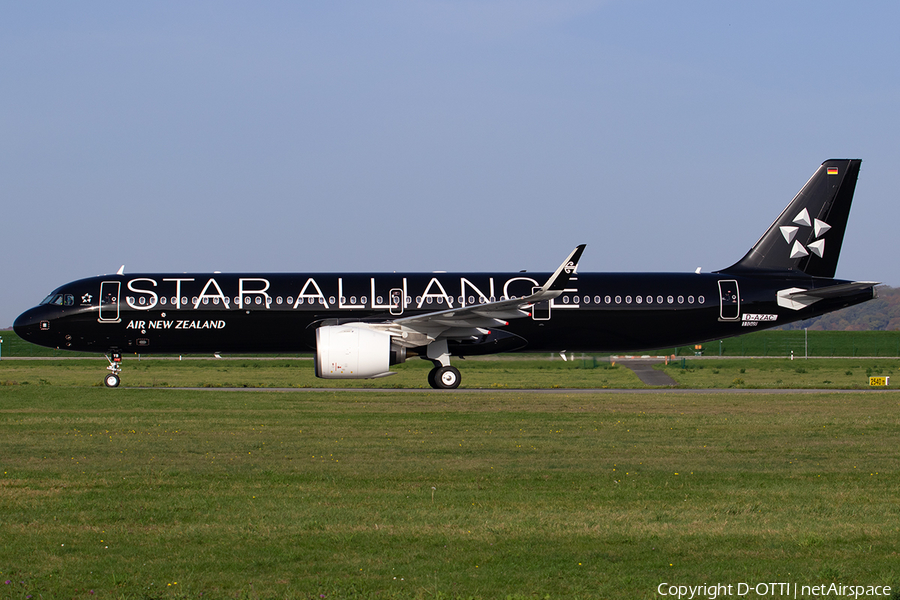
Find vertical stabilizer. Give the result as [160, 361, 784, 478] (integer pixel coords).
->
[721, 159, 861, 277]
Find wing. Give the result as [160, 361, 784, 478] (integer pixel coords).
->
[390, 245, 586, 344]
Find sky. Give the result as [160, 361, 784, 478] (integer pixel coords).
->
[2, 1, 899, 328]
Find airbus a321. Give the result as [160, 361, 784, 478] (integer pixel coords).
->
[15, 159, 878, 389]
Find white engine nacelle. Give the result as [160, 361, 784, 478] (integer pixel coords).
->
[315, 324, 406, 379]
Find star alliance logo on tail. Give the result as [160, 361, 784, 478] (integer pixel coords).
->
[779, 208, 831, 260]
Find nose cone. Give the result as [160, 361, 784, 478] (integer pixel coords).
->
[14, 307, 45, 342]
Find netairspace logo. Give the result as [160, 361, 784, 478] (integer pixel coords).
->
[656, 582, 893, 599]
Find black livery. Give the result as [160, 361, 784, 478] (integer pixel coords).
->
[15, 160, 877, 389]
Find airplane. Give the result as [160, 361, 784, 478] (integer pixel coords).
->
[14, 159, 878, 389]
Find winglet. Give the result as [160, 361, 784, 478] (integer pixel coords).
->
[540, 244, 586, 293]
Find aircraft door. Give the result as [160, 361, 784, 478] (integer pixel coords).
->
[99, 281, 121, 323]
[531, 286, 550, 320]
[718, 280, 740, 321]
[389, 288, 404, 316]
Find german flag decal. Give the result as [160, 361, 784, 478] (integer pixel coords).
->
[827, 167, 839, 175]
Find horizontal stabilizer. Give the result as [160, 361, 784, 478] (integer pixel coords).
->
[791, 281, 879, 299]
[776, 281, 878, 311]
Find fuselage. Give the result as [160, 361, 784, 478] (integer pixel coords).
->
[11, 159, 876, 390]
[14, 270, 873, 355]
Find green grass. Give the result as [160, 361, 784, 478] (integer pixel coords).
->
[0, 374, 899, 598]
[4, 356, 900, 390]
[662, 358, 900, 389]
[0, 357, 643, 389]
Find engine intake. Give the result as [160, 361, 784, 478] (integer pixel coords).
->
[315, 324, 406, 379]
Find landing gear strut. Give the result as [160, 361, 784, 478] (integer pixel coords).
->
[104, 350, 122, 388]
[426, 340, 461, 389]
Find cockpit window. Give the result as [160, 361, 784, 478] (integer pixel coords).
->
[39, 293, 74, 306]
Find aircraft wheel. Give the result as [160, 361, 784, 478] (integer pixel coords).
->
[104, 373, 121, 388]
[431, 365, 461, 389]
[427, 367, 438, 389]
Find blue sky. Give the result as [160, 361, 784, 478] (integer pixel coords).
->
[2, 1, 899, 327]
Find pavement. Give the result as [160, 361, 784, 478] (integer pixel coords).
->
[615, 358, 678, 386]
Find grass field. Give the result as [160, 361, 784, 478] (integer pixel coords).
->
[3, 356, 900, 390]
[0, 359, 899, 599]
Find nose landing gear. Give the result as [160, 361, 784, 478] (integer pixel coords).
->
[104, 350, 122, 388]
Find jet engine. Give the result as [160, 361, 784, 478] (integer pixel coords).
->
[315, 324, 407, 379]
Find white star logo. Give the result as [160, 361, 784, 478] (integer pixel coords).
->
[782, 209, 829, 259]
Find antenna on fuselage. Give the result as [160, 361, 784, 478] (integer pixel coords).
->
[116, 265, 125, 275]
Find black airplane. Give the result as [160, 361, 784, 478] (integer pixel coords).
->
[14, 159, 878, 389]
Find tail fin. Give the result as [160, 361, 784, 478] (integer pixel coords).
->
[721, 159, 861, 278]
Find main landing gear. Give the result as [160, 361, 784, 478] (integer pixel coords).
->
[426, 340, 461, 389]
[104, 350, 122, 388]
[427, 364, 461, 389]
